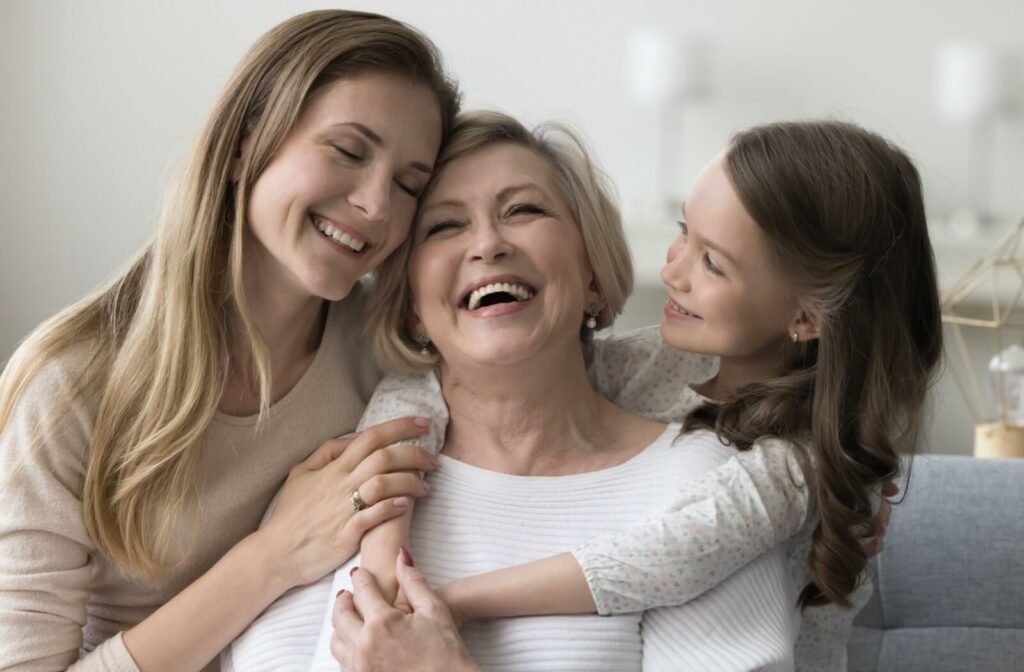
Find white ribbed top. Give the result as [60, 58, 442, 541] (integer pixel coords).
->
[227, 425, 798, 671]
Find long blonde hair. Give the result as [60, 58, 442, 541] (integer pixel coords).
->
[0, 10, 459, 580]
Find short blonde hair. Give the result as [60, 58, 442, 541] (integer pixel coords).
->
[369, 110, 633, 372]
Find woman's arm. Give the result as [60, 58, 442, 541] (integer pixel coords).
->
[0, 359, 435, 672]
[125, 419, 438, 671]
[439, 438, 810, 620]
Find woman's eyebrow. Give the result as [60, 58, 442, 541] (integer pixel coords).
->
[496, 183, 544, 202]
[418, 198, 464, 216]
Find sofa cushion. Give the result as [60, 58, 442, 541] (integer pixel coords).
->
[848, 455, 1024, 671]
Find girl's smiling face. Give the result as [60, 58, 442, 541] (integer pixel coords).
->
[660, 152, 805, 370]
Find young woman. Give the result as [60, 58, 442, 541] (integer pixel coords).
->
[328, 116, 941, 671]
[0, 10, 460, 671]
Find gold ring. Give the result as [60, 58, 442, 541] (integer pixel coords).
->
[351, 489, 369, 513]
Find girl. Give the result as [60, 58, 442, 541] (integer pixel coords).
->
[335, 117, 941, 670]
[0, 11, 459, 671]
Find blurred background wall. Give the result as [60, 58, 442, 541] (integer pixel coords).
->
[2, 0, 1022, 454]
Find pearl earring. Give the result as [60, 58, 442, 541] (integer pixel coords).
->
[585, 304, 600, 330]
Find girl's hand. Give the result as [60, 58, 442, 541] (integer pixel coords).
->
[864, 479, 898, 557]
[257, 417, 439, 589]
[332, 550, 479, 672]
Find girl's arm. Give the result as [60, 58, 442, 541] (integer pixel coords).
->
[439, 438, 811, 620]
[356, 371, 448, 603]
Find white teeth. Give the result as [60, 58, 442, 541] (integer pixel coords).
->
[315, 218, 366, 252]
[466, 282, 535, 311]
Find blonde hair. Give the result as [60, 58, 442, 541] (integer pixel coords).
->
[0, 10, 459, 580]
[369, 110, 633, 372]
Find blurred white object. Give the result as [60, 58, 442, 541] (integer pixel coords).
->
[935, 42, 999, 123]
[989, 343, 1024, 426]
[627, 29, 677, 106]
[626, 29, 712, 220]
[626, 29, 711, 107]
[934, 42, 1002, 232]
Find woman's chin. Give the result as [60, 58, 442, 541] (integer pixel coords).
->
[442, 339, 545, 371]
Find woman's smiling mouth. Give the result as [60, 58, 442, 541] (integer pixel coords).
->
[313, 214, 371, 255]
[458, 277, 537, 315]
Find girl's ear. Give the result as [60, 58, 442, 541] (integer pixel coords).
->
[788, 309, 821, 343]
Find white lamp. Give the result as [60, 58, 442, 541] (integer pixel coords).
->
[627, 29, 711, 222]
[934, 42, 1001, 235]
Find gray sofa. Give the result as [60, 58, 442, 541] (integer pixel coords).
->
[847, 455, 1024, 671]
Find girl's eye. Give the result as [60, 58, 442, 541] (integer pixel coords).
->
[506, 203, 547, 218]
[676, 220, 688, 236]
[703, 252, 724, 277]
[424, 219, 462, 238]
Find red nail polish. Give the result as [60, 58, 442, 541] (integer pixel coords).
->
[350, 566, 359, 577]
[399, 546, 415, 567]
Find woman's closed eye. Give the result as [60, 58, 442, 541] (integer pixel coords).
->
[505, 203, 548, 218]
[395, 179, 420, 198]
[423, 218, 464, 238]
[330, 142, 363, 162]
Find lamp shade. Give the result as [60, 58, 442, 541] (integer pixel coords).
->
[626, 29, 711, 107]
[935, 42, 999, 123]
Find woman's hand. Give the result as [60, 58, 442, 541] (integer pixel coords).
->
[332, 550, 479, 672]
[257, 417, 438, 589]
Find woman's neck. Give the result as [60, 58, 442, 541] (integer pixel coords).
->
[220, 258, 327, 415]
[440, 343, 635, 476]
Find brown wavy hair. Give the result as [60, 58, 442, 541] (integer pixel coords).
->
[683, 120, 942, 607]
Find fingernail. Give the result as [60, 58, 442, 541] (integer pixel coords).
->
[414, 416, 431, 428]
[399, 546, 415, 567]
[421, 480, 431, 494]
[393, 496, 410, 507]
[336, 589, 347, 598]
[350, 566, 359, 577]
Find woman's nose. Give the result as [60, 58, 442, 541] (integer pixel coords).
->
[469, 222, 513, 262]
[348, 170, 391, 224]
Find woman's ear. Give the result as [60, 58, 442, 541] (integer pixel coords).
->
[586, 276, 604, 309]
[787, 309, 821, 343]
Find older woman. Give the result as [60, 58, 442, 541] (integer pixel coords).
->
[228, 112, 798, 671]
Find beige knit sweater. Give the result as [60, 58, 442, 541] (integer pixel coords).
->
[0, 287, 381, 671]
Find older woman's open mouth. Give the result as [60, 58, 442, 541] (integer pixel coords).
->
[459, 276, 537, 315]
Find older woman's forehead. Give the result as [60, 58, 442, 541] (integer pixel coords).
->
[423, 143, 564, 205]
